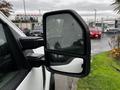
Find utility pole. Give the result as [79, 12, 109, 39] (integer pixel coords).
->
[39, 9, 41, 15]
[101, 17, 104, 32]
[23, 0, 27, 29]
[94, 9, 97, 25]
[38, 9, 42, 25]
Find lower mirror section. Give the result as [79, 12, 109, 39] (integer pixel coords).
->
[50, 58, 83, 73]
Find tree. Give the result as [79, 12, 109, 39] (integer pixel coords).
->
[112, 0, 120, 14]
[0, 0, 13, 17]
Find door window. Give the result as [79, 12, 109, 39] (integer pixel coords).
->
[0, 23, 29, 89]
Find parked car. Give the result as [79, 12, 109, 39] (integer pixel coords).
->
[89, 27, 102, 39]
[0, 10, 91, 90]
[105, 28, 120, 34]
[29, 30, 43, 37]
[23, 28, 31, 36]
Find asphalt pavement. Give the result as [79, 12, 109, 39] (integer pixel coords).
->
[91, 34, 112, 55]
[55, 33, 115, 90]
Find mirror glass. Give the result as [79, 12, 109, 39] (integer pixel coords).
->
[46, 14, 84, 55]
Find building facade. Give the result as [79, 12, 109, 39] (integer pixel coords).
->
[10, 14, 42, 31]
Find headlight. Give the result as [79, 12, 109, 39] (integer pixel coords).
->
[99, 32, 102, 34]
[90, 32, 93, 35]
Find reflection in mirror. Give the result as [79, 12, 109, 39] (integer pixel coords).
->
[50, 58, 83, 73]
[46, 14, 84, 55]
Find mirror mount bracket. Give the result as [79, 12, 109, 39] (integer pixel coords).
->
[26, 53, 47, 67]
[19, 37, 44, 50]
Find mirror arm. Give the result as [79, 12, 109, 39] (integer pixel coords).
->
[19, 37, 44, 50]
[26, 53, 46, 67]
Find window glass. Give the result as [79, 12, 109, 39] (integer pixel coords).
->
[0, 24, 18, 89]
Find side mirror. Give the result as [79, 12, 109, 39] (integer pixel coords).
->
[43, 10, 91, 77]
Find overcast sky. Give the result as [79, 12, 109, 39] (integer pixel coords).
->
[7, 0, 119, 20]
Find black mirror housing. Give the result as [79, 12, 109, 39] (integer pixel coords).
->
[43, 10, 91, 77]
[19, 37, 44, 50]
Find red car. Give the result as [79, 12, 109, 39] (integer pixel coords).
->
[89, 27, 102, 39]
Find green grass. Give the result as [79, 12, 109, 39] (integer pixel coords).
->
[77, 52, 120, 90]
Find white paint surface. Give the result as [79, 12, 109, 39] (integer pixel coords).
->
[51, 58, 83, 73]
[16, 67, 43, 90]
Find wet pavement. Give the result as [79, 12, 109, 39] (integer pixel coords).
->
[91, 33, 112, 55]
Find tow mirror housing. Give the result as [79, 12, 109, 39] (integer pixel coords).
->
[43, 10, 91, 77]
[19, 37, 44, 50]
